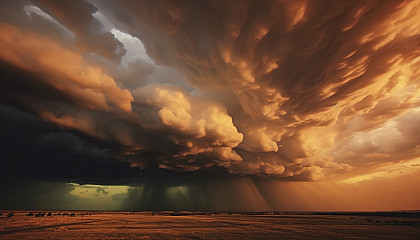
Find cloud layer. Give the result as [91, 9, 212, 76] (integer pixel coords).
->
[1, 0, 420, 183]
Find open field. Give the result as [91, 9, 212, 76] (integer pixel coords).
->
[0, 211, 419, 239]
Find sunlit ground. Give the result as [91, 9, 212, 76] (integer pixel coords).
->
[0, 211, 419, 239]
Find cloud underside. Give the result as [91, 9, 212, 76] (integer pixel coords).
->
[1, 0, 420, 182]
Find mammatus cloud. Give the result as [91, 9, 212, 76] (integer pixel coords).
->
[0, 0, 420, 182]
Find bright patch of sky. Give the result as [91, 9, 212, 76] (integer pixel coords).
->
[69, 183, 129, 199]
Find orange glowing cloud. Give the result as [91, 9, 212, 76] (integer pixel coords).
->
[0, 22, 133, 112]
[134, 83, 243, 167]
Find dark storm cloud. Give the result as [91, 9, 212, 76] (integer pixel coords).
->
[0, 0, 420, 186]
[0, 104, 139, 183]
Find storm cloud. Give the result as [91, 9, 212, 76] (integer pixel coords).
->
[1, 0, 420, 192]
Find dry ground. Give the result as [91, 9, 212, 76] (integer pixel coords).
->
[0, 211, 419, 239]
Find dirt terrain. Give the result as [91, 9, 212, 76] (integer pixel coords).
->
[0, 211, 419, 239]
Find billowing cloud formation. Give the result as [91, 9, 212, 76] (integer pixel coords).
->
[135, 84, 243, 163]
[0, 22, 133, 112]
[34, 0, 126, 62]
[1, 0, 420, 183]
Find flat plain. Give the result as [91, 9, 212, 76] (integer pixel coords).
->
[0, 211, 419, 239]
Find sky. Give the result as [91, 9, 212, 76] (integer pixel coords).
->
[0, 0, 420, 211]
